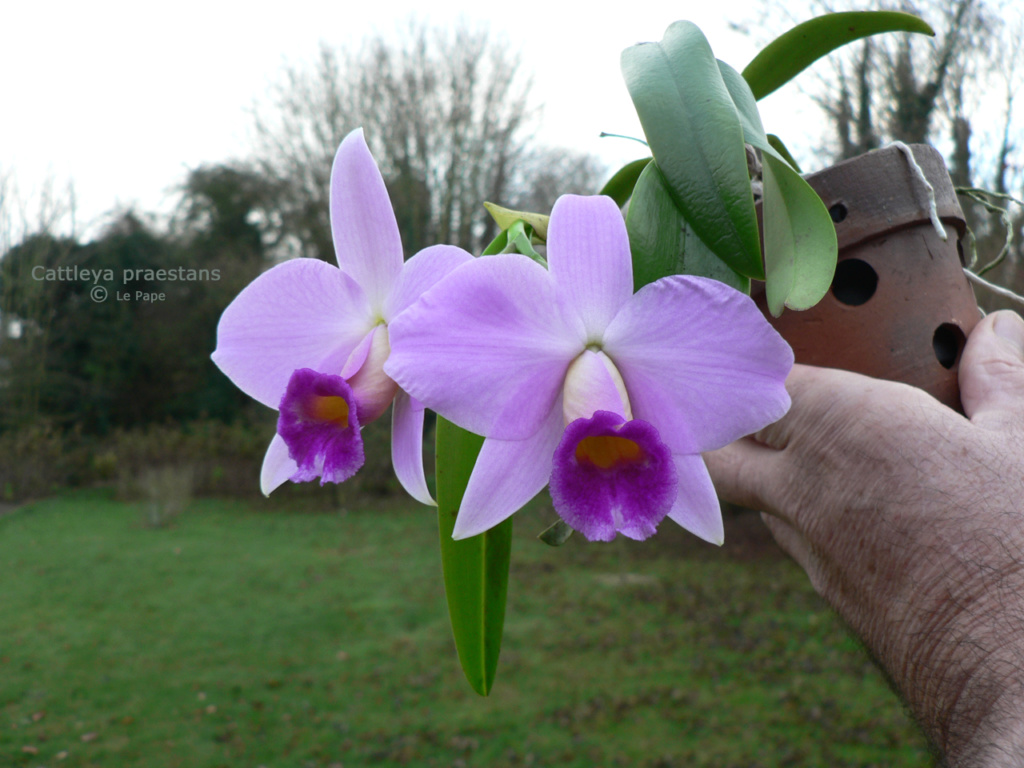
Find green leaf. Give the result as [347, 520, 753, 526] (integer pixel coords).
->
[626, 160, 748, 293]
[621, 21, 763, 279]
[505, 220, 545, 265]
[717, 59, 836, 315]
[481, 229, 509, 256]
[434, 417, 512, 696]
[741, 11, 935, 101]
[762, 153, 838, 316]
[481, 219, 545, 264]
[716, 60, 782, 163]
[483, 202, 550, 240]
[767, 134, 801, 173]
[599, 157, 652, 207]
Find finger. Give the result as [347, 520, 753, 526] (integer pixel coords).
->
[752, 364, 873, 450]
[749, 364, 819, 450]
[959, 311, 1024, 430]
[707, 365, 867, 516]
[761, 512, 836, 604]
[704, 439, 782, 513]
[759, 512, 808, 566]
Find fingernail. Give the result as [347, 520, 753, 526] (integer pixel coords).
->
[993, 312, 1024, 360]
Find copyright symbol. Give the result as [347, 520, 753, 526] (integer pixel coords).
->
[90, 285, 108, 303]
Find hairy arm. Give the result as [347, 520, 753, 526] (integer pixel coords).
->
[705, 311, 1024, 766]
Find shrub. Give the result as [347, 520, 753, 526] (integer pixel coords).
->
[135, 464, 196, 528]
[0, 407, 426, 507]
[0, 421, 93, 500]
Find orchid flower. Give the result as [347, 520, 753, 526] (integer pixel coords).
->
[384, 194, 793, 543]
[212, 128, 472, 503]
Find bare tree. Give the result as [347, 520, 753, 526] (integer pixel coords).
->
[0, 170, 77, 257]
[738, 0, 1020, 172]
[743, 0, 1024, 307]
[0, 168, 79, 346]
[251, 21, 538, 259]
[508, 146, 606, 216]
[0, 170, 79, 427]
[795, 0, 996, 165]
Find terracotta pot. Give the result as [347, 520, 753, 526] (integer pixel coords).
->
[753, 143, 981, 412]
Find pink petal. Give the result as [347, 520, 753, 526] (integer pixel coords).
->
[260, 434, 297, 496]
[547, 195, 633, 339]
[391, 390, 434, 506]
[345, 325, 399, 424]
[603, 275, 793, 454]
[385, 253, 583, 440]
[212, 258, 373, 409]
[330, 128, 404, 311]
[340, 328, 375, 379]
[452, 404, 565, 539]
[667, 453, 723, 545]
[562, 349, 631, 423]
[383, 244, 474, 321]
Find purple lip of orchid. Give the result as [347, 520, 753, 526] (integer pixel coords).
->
[384, 193, 794, 545]
[211, 127, 472, 502]
[277, 368, 364, 485]
[550, 411, 677, 542]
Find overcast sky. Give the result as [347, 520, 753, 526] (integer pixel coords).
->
[3, 1, 821, 237]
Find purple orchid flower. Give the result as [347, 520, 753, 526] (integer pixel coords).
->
[212, 128, 472, 502]
[384, 194, 793, 543]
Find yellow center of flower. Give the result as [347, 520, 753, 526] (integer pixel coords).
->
[575, 435, 644, 470]
[307, 395, 350, 426]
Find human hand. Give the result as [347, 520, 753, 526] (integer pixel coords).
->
[705, 310, 1024, 766]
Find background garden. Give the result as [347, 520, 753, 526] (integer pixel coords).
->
[3, 1, 1024, 765]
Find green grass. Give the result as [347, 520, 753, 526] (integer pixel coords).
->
[1, 490, 933, 767]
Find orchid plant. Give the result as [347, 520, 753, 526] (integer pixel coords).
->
[214, 11, 934, 694]
[213, 129, 472, 504]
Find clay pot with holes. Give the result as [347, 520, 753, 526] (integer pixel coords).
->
[752, 143, 981, 412]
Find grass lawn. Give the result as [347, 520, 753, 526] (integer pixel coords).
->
[1, 489, 933, 767]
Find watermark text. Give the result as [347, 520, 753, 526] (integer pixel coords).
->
[31, 266, 221, 283]
[31, 265, 221, 302]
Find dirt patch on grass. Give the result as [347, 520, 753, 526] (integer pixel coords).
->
[720, 506, 788, 561]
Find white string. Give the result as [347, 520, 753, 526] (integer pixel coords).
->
[964, 268, 1024, 308]
[890, 140, 948, 242]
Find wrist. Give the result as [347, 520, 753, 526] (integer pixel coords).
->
[893, 546, 1024, 766]
[939, 673, 1024, 767]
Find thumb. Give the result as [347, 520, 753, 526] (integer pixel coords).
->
[959, 310, 1024, 429]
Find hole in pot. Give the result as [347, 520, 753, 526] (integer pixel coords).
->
[933, 323, 966, 369]
[831, 259, 878, 306]
[829, 203, 848, 223]
[957, 239, 966, 267]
